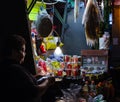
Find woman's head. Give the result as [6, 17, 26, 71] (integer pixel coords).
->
[1, 35, 26, 64]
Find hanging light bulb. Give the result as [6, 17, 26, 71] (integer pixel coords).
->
[54, 46, 63, 56]
[54, 38, 63, 58]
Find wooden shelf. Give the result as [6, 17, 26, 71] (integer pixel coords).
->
[81, 49, 108, 56]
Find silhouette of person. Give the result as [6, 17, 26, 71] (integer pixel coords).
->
[0, 34, 55, 102]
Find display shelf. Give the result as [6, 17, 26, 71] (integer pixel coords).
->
[81, 50, 108, 74]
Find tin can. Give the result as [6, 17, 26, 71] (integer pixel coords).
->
[72, 55, 78, 62]
[65, 69, 71, 76]
[64, 55, 71, 62]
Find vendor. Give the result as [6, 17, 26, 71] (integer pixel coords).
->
[0, 34, 55, 102]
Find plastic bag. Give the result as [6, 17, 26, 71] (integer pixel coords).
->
[61, 84, 82, 102]
[36, 5, 53, 37]
[43, 36, 58, 50]
[43, 30, 64, 50]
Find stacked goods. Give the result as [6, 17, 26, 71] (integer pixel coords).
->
[64, 55, 81, 78]
[35, 54, 82, 78]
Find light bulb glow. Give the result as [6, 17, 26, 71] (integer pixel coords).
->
[54, 46, 63, 57]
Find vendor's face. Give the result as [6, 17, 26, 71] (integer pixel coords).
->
[11, 45, 26, 64]
[19, 44, 26, 64]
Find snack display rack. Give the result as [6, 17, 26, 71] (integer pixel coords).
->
[81, 50, 109, 74]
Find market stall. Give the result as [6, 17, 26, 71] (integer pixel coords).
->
[26, 0, 115, 101]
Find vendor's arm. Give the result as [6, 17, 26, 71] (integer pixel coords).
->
[36, 76, 55, 96]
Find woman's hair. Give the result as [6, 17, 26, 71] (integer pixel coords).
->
[1, 34, 26, 57]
